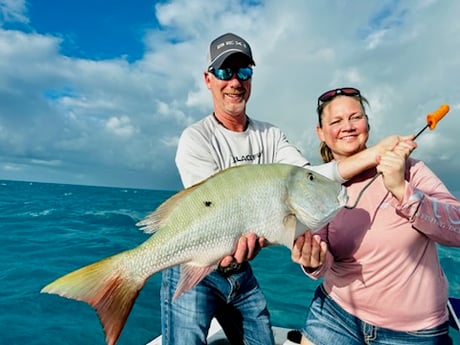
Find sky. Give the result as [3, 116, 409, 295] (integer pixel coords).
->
[0, 0, 459, 194]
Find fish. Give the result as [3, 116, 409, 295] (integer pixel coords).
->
[41, 163, 348, 345]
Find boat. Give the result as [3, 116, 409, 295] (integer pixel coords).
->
[148, 298, 460, 344]
[147, 318, 301, 345]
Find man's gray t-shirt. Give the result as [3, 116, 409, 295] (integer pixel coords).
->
[175, 114, 342, 188]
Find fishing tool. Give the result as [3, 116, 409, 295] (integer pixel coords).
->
[345, 104, 450, 209]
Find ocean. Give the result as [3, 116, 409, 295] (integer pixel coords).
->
[1, 179, 459, 345]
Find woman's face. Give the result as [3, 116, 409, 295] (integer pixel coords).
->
[317, 95, 369, 161]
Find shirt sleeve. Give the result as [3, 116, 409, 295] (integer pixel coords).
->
[269, 128, 345, 184]
[175, 126, 218, 188]
[308, 161, 346, 183]
[392, 159, 460, 247]
[274, 130, 311, 167]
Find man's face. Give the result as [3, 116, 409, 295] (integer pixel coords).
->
[204, 54, 252, 118]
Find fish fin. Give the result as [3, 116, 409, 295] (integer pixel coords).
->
[41, 255, 144, 345]
[136, 183, 202, 234]
[279, 214, 298, 249]
[173, 264, 216, 300]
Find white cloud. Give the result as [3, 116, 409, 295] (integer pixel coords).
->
[0, 0, 28, 24]
[106, 116, 137, 137]
[3, 163, 21, 171]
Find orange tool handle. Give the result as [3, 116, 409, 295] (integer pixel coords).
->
[427, 104, 450, 130]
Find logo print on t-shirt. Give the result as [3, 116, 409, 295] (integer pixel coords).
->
[232, 152, 263, 164]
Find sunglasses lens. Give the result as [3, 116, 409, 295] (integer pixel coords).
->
[318, 87, 360, 104]
[341, 88, 360, 96]
[212, 68, 233, 80]
[211, 67, 253, 81]
[236, 67, 253, 81]
[319, 90, 338, 102]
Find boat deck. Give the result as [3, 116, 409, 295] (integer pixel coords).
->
[147, 318, 301, 345]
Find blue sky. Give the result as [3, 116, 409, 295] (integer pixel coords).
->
[1, 0, 459, 195]
[24, 0, 157, 62]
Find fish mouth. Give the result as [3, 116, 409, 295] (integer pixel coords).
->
[308, 186, 348, 232]
[338, 185, 349, 206]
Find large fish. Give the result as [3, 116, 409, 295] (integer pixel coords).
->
[41, 163, 348, 345]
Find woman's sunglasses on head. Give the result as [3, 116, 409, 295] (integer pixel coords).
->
[209, 67, 253, 81]
[317, 87, 361, 108]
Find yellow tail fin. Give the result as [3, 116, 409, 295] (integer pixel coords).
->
[41, 256, 143, 345]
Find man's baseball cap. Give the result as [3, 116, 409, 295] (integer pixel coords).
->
[207, 33, 255, 70]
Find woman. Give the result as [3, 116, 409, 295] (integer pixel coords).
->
[292, 87, 460, 345]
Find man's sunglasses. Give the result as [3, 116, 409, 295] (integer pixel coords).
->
[317, 87, 361, 108]
[209, 67, 253, 81]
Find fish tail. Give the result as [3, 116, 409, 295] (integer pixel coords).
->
[41, 255, 144, 345]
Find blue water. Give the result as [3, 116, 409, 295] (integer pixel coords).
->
[1, 179, 459, 345]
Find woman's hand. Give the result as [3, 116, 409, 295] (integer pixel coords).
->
[377, 139, 417, 201]
[291, 231, 327, 273]
[373, 134, 415, 162]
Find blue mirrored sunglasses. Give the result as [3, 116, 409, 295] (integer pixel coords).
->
[209, 67, 253, 81]
[317, 87, 361, 108]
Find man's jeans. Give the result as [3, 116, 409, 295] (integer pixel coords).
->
[160, 263, 275, 345]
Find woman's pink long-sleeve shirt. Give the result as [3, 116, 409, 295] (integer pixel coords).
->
[307, 158, 460, 331]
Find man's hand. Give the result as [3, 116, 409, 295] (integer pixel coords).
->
[219, 233, 266, 268]
[291, 231, 327, 273]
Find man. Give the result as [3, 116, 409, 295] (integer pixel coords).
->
[161, 33, 405, 344]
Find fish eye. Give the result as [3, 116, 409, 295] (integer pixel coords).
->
[306, 172, 315, 181]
